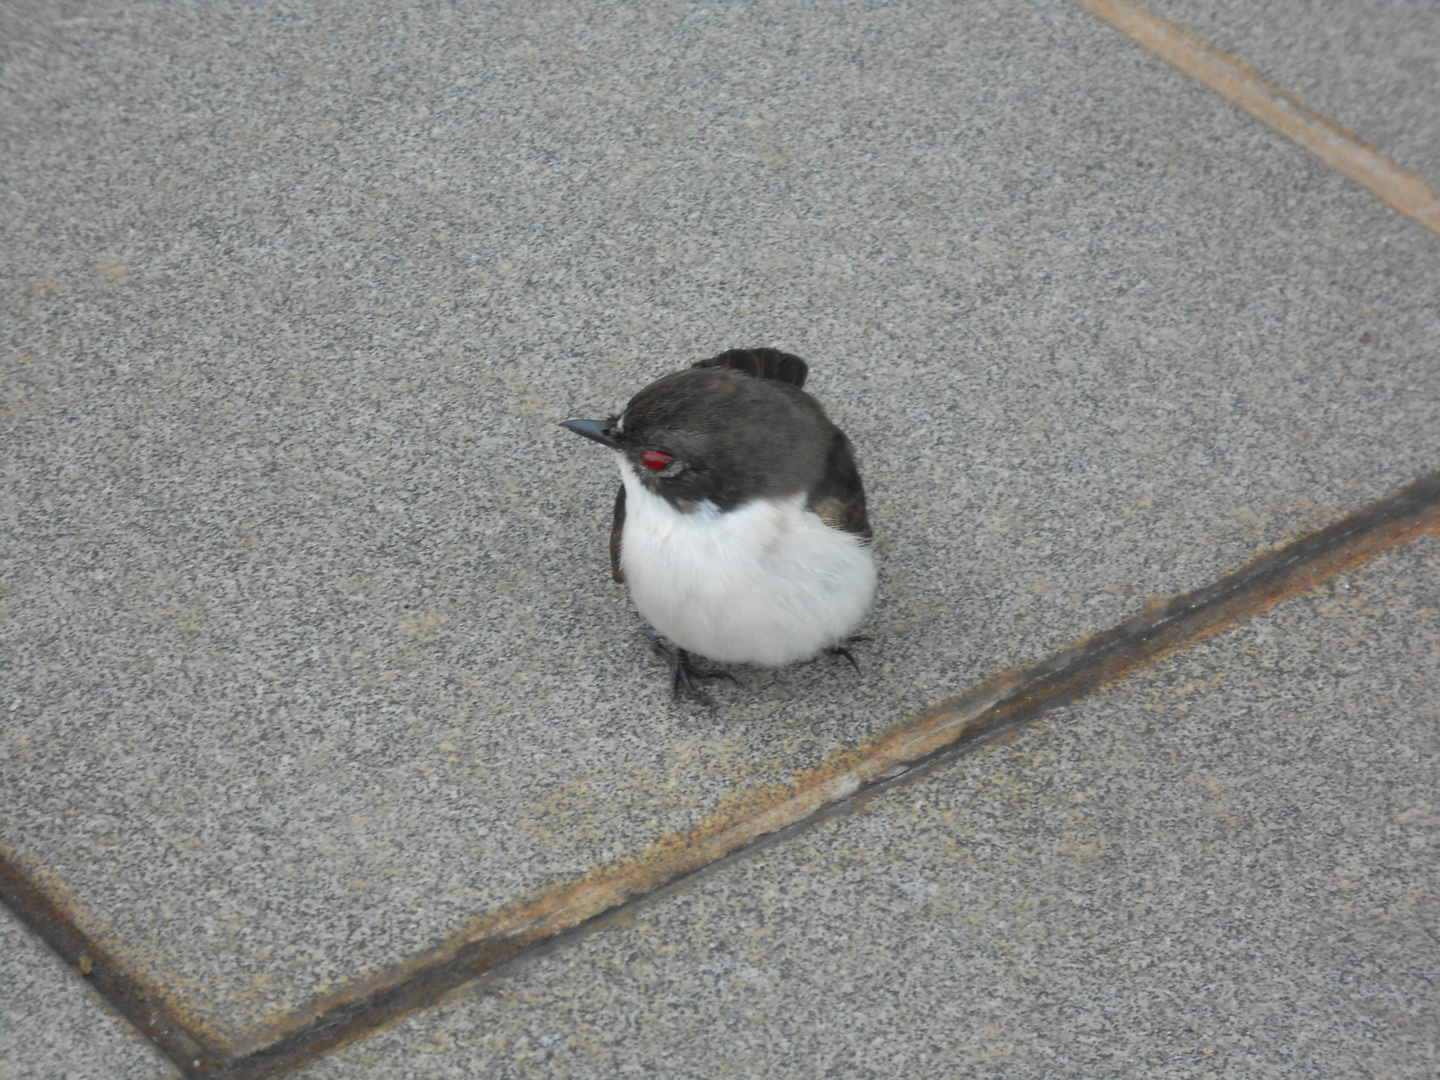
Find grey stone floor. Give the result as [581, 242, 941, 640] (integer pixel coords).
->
[3, 0, 1437, 1076]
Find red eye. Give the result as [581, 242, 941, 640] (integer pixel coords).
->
[640, 450, 674, 472]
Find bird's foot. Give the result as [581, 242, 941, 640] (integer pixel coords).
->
[639, 629, 738, 707]
[825, 634, 872, 675]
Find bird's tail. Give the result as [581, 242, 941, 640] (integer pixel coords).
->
[692, 347, 808, 388]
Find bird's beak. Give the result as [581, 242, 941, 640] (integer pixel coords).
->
[559, 418, 620, 449]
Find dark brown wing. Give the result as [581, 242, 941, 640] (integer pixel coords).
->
[609, 484, 626, 583]
[692, 347, 808, 388]
[806, 427, 872, 540]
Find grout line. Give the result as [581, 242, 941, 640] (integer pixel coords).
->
[0, 861, 221, 1074]
[1072, 0, 1440, 241]
[172, 470, 1440, 1078]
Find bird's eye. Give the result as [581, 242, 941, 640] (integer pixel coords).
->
[641, 450, 674, 471]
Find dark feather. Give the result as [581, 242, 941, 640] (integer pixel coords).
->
[609, 484, 627, 583]
[692, 347, 808, 389]
[806, 427, 872, 540]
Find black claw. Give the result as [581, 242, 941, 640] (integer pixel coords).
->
[639, 629, 737, 707]
[825, 634, 872, 675]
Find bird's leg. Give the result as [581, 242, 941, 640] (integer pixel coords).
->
[639, 629, 738, 707]
[825, 634, 872, 675]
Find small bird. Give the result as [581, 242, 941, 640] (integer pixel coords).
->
[561, 347, 876, 704]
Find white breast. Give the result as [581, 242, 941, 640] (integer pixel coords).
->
[616, 459, 877, 667]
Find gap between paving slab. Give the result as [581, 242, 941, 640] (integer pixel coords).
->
[0, 900, 181, 1080]
[1140, 0, 1440, 194]
[0, 861, 210, 1073]
[7, 471, 1437, 1079]
[1073, 0, 1440, 240]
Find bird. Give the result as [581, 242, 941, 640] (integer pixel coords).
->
[561, 347, 876, 705]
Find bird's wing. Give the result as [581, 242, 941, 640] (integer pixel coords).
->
[807, 427, 872, 540]
[692, 347, 808, 388]
[609, 483, 627, 583]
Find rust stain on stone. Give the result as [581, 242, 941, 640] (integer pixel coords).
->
[0, 857, 223, 1073]
[1073, 0, 1440, 239]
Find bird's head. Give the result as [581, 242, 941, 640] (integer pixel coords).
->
[561, 366, 828, 512]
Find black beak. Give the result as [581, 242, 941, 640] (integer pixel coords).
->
[560, 418, 620, 449]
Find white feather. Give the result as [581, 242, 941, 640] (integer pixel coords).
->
[616, 458, 876, 666]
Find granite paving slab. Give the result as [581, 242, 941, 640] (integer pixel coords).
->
[3, 0, 1439, 1054]
[0, 904, 178, 1080]
[295, 534, 1440, 1080]
[1148, 0, 1440, 192]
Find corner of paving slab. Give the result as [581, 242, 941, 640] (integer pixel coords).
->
[0, 904, 180, 1080]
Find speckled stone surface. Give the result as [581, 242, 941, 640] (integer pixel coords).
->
[295, 536, 1440, 1079]
[0, 905, 178, 1080]
[1148, 0, 1440, 191]
[4, 0, 1439, 1048]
